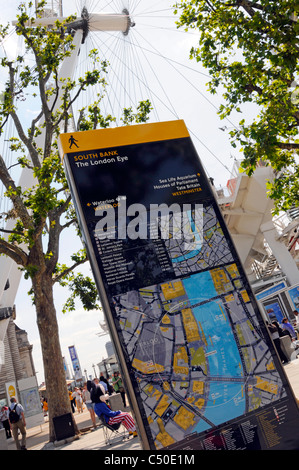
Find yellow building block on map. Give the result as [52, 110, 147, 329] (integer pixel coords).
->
[240, 290, 250, 303]
[267, 361, 275, 371]
[210, 268, 232, 293]
[148, 416, 154, 424]
[163, 381, 171, 392]
[161, 281, 185, 300]
[156, 418, 176, 448]
[255, 376, 278, 395]
[182, 308, 200, 342]
[225, 294, 234, 303]
[194, 398, 205, 410]
[193, 380, 204, 394]
[226, 263, 239, 279]
[155, 395, 170, 417]
[174, 407, 196, 430]
[162, 314, 171, 324]
[132, 358, 165, 374]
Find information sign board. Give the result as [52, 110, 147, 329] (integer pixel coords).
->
[59, 120, 299, 450]
[68, 345, 83, 382]
[287, 285, 299, 310]
[18, 377, 44, 428]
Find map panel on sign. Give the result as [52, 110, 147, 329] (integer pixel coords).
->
[113, 264, 286, 448]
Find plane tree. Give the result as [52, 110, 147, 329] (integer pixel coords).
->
[175, 0, 299, 213]
[0, 1, 151, 441]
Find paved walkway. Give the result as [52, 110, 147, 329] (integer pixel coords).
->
[4, 359, 299, 451]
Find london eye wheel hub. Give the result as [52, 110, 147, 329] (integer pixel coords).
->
[13, 7, 135, 42]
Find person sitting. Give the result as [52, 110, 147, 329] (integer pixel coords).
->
[272, 321, 291, 338]
[87, 379, 137, 437]
[267, 322, 289, 364]
[281, 317, 297, 340]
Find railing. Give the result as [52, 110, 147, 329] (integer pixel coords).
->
[273, 212, 293, 235]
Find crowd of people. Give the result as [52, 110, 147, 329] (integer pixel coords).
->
[65, 371, 136, 435]
[86, 374, 137, 437]
[0, 370, 133, 450]
[67, 371, 128, 415]
[66, 371, 137, 437]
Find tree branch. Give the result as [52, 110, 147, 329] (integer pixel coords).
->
[7, 62, 41, 169]
[276, 142, 299, 150]
[52, 257, 88, 285]
[61, 218, 77, 230]
[0, 154, 32, 229]
[0, 227, 25, 236]
[0, 238, 28, 266]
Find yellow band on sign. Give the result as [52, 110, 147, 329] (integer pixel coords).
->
[58, 120, 190, 159]
[8, 384, 16, 398]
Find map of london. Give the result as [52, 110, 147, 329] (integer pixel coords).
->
[112, 204, 286, 449]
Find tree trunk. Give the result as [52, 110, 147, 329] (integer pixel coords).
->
[33, 272, 79, 441]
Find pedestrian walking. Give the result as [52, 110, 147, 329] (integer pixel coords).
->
[68, 388, 76, 413]
[8, 397, 27, 450]
[72, 387, 84, 413]
[83, 382, 97, 429]
[0, 405, 11, 439]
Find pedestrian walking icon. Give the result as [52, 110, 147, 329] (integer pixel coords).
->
[69, 135, 79, 149]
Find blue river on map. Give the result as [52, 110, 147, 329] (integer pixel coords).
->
[182, 271, 246, 432]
